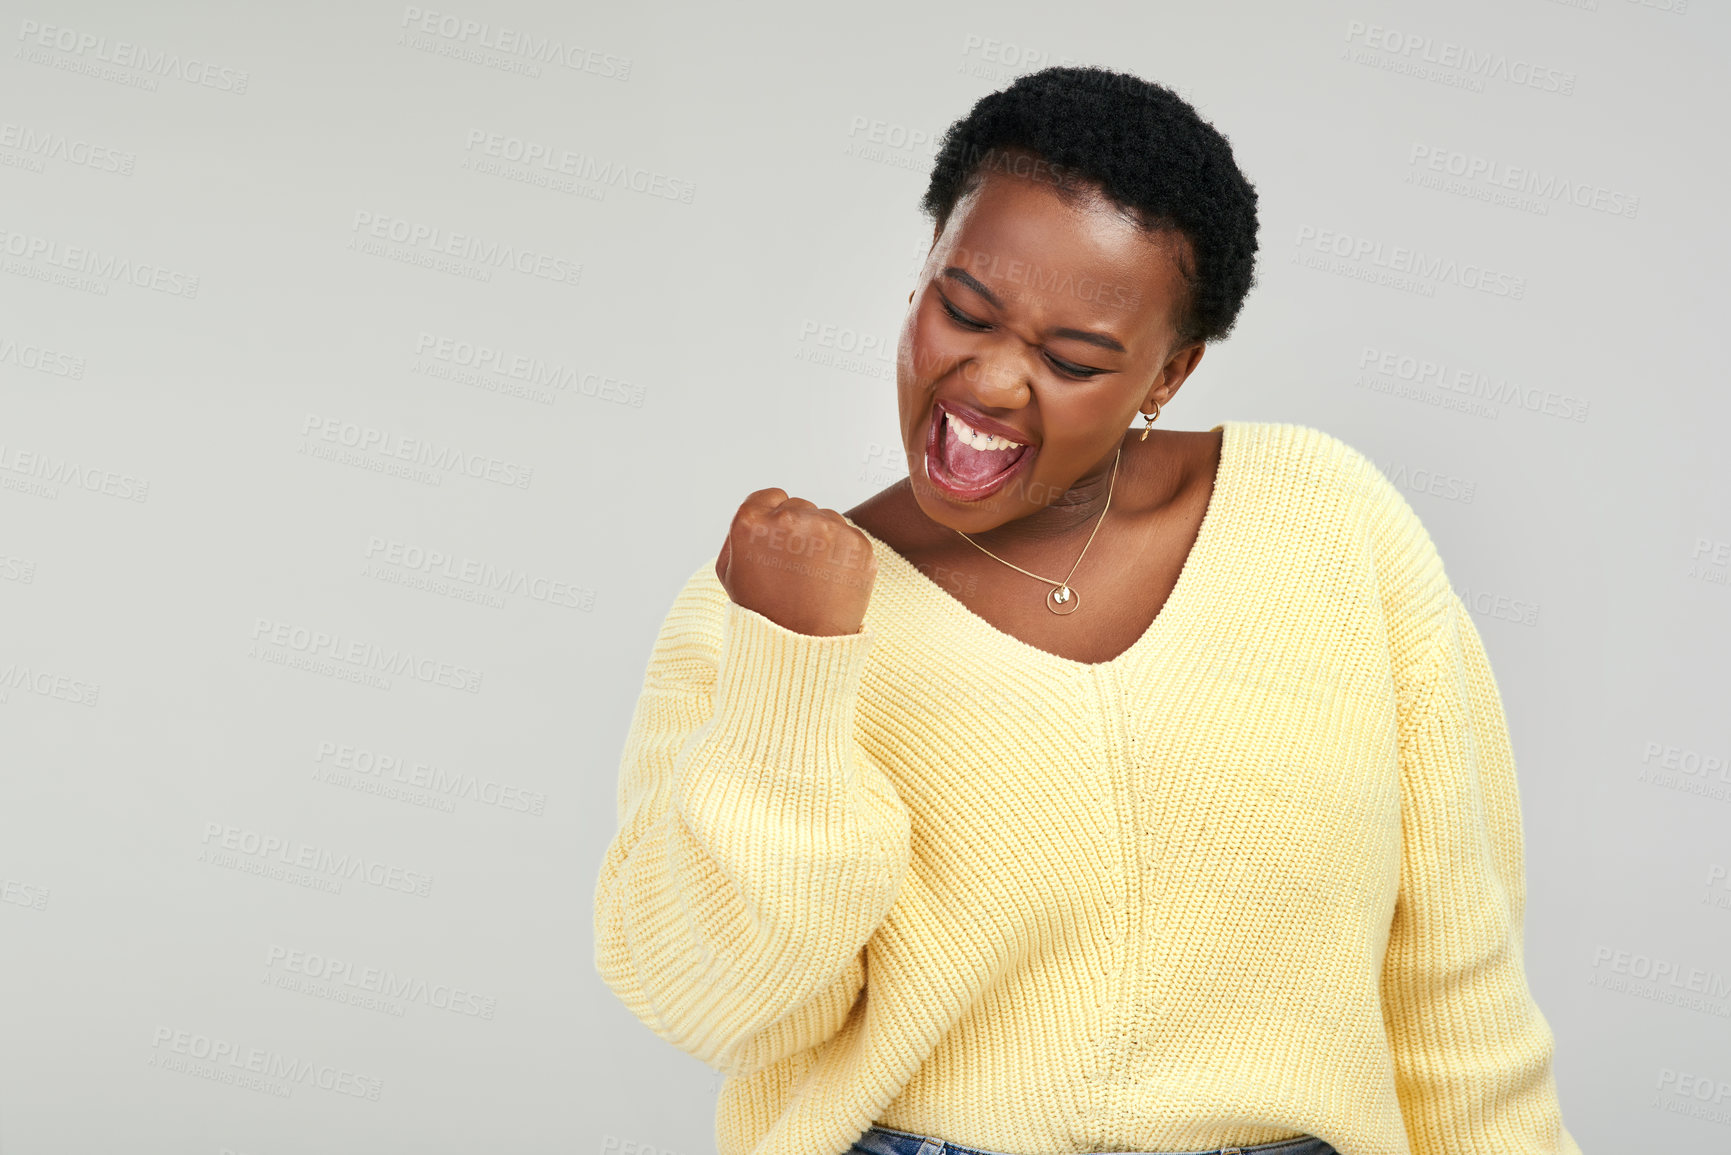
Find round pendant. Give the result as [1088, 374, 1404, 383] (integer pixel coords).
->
[1047, 584, 1081, 615]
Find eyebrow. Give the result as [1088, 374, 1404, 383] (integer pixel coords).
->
[940, 266, 1128, 354]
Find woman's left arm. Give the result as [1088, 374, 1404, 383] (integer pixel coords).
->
[1381, 589, 1585, 1155]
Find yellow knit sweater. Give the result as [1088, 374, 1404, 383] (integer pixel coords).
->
[593, 421, 1583, 1155]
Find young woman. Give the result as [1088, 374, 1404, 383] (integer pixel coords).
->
[594, 66, 1582, 1155]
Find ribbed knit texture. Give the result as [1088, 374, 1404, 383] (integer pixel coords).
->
[593, 420, 1582, 1155]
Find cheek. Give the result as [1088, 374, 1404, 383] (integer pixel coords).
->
[895, 319, 930, 427]
[896, 314, 921, 380]
[900, 306, 964, 383]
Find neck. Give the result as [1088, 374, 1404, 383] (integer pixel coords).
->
[954, 438, 1126, 553]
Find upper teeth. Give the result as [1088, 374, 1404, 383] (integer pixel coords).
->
[945, 410, 1024, 452]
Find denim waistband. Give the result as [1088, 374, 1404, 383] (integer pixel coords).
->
[850, 1123, 1338, 1155]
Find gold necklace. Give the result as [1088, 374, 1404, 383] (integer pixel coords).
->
[953, 445, 1121, 616]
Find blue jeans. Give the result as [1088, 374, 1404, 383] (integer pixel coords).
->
[849, 1123, 1338, 1155]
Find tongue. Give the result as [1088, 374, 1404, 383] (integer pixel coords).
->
[945, 420, 1024, 483]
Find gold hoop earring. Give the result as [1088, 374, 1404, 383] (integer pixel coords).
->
[1139, 400, 1162, 441]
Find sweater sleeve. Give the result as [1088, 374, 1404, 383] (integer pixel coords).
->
[1381, 589, 1583, 1155]
[592, 562, 913, 1079]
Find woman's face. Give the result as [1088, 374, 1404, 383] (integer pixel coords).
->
[897, 154, 1202, 533]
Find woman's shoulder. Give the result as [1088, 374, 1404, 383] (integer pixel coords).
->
[1232, 420, 1430, 533]
[1231, 419, 1390, 501]
[1236, 419, 1453, 648]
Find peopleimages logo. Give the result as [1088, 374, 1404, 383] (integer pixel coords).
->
[1, 876, 51, 911]
[1705, 863, 1731, 912]
[314, 739, 548, 816]
[398, 7, 631, 79]
[148, 1026, 382, 1100]
[1407, 144, 1639, 219]
[1355, 345, 1591, 423]
[0, 332, 86, 378]
[1653, 1067, 1731, 1124]
[0, 226, 199, 298]
[1342, 19, 1577, 95]
[248, 615, 485, 694]
[199, 821, 435, 897]
[411, 330, 643, 407]
[463, 130, 694, 203]
[348, 210, 582, 287]
[0, 122, 135, 174]
[0, 660, 100, 707]
[15, 20, 251, 93]
[363, 535, 591, 610]
[1293, 225, 1527, 300]
[299, 412, 534, 490]
[0, 442, 149, 501]
[1588, 945, 1731, 1017]
[265, 944, 498, 1020]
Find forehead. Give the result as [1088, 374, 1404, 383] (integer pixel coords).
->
[940, 163, 1188, 329]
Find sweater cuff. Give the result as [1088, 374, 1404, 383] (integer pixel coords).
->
[707, 598, 874, 772]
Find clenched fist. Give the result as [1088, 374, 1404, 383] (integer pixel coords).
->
[714, 489, 878, 637]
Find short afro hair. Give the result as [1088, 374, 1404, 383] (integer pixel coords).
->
[919, 65, 1260, 347]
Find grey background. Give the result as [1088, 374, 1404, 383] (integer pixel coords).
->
[2, 0, 1727, 1152]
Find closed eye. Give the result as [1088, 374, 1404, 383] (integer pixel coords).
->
[939, 296, 990, 332]
[937, 295, 1108, 380]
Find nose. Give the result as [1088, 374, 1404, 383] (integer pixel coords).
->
[959, 343, 1033, 410]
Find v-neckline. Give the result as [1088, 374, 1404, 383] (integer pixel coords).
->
[845, 420, 1240, 672]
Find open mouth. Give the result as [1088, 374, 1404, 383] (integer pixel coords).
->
[923, 405, 1036, 501]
